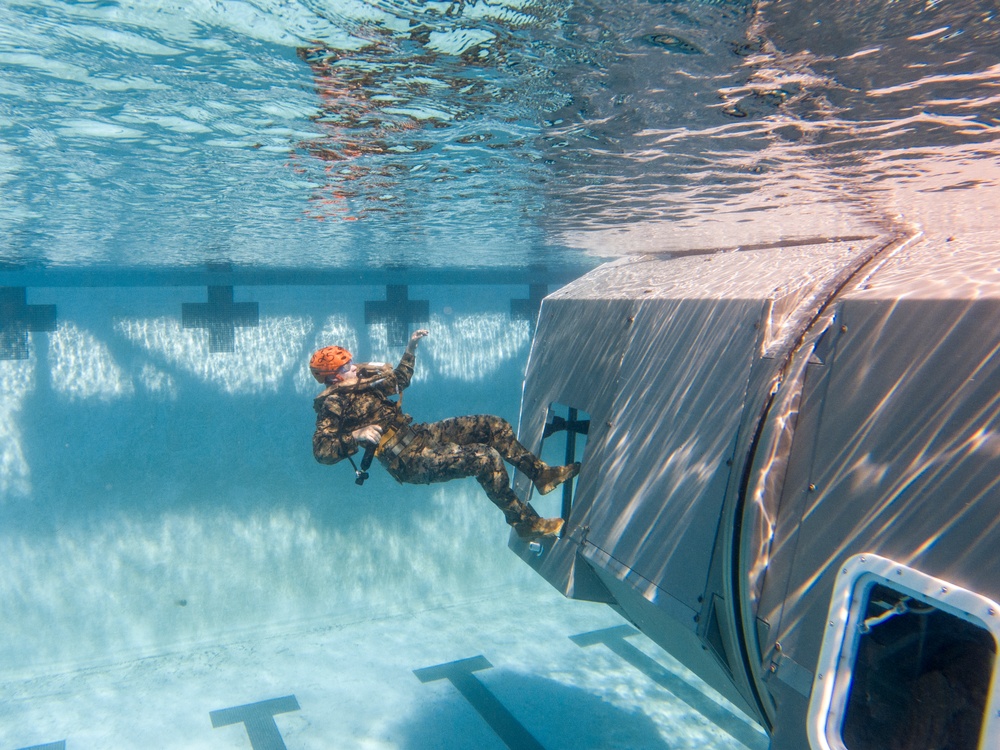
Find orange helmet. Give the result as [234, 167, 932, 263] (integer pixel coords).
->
[310, 346, 352, 382]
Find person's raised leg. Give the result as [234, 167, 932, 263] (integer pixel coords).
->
[460, 446, 565, 539]
[425, 416, 580, 496]
[402, 436, 563, 538]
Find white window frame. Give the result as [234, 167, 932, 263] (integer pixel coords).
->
[807, 553, 1000, 750]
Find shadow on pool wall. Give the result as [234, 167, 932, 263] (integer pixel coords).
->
[0, 283, 546, 676]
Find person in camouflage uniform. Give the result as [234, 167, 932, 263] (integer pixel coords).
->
[311, 329, 578, 539]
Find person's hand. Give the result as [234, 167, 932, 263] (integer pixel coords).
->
[406, 329, 429, 354]
[351, 424, 383, 446]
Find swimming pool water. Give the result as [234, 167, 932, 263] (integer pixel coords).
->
[1, 0, 998, 747]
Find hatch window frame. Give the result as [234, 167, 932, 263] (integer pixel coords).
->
[536, 402, 590, 521]
[808, 553, 1000, 750]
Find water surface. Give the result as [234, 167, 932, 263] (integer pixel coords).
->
[1, 0, 997, 268]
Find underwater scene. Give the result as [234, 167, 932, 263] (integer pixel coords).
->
[1, 0, 998, 748]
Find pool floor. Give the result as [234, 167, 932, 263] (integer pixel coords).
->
[0, 580, 766, 750]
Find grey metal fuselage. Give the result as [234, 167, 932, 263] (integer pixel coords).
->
[511, 233, 1000, 748]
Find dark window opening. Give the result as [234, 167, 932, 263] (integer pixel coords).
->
[538, 403, 590, 520]
[842, 583, 995, 750]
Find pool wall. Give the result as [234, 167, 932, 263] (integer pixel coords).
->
[0, 281, 550, 677]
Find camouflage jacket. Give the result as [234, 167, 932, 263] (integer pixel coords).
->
[312, 352, 415, 465]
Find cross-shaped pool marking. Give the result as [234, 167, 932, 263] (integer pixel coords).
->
[364, 285, 429, 347]
[0, 287, 56, 360]
[510, 284, 548, 325]
[181, 286, 259, 353]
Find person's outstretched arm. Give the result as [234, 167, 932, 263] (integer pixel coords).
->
[394, 328, 428, 391]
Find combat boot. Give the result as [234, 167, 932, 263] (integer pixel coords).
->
[513, 516, 565, 540]
[532, 462, 581, 496]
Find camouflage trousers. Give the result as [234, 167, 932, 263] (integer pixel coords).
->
[380, 415, 545, 526]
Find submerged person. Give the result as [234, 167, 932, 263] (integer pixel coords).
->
[310, 329, 578, 539]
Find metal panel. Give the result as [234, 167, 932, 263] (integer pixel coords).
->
[583, 297, 763, 612]
[810, 298, 1000, 590]
[510, 295, 635, 599]
[768, 297, 1000, 671]
[760, 293, 1000, 750]
[584, 553, 761, 720]
[755, 337, 842, 664]
[516, 296, 635, 456]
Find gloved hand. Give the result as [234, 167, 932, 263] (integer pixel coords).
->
[352, 424, 383, 446]
[406, 329, 429, 355]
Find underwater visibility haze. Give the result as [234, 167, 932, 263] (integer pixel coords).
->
[0, 1, 999, 749]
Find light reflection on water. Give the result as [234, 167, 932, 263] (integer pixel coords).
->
[0, 0, 997, 267]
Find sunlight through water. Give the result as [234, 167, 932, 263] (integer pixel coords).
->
[0, 0, 996, 266]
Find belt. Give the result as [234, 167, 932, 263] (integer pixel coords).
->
[375, 424, 416, 458]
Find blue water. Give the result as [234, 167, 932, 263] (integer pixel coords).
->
[0, 280, 772, 749]
[1, 1, 998, 748]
